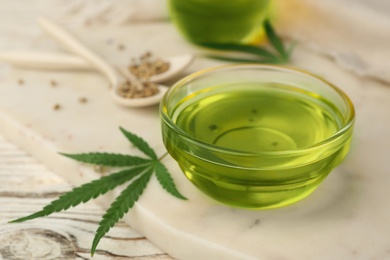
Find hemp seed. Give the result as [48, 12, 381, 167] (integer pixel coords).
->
[50, 80, 57, 87]
[79, 97, 88, 103]
[128, 52, 170, 80]
[53, 104, 61, 110]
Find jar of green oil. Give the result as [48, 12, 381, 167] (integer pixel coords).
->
[160, 65, 355, 209]
[168, 0, 271, 43]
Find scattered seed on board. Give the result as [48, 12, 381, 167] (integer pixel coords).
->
[50, 80, 57, 87]
[18, 79, 24, 85]
[79, 97, 88, 104]
[53, 104, 61, 110]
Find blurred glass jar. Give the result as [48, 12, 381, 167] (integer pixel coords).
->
[168, 0, 271, 44]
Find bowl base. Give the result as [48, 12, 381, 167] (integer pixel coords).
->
[182, 167, 328, 209]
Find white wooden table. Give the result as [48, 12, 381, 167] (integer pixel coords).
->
[0, 2, 172, 258]
[0, 135, 171, 259]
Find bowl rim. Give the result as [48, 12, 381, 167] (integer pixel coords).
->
[160, 64, 355, 156]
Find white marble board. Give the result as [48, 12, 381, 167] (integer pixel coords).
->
[1, 23, 390, 259]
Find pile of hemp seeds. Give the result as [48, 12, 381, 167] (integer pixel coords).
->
[116, 52, 170, 99]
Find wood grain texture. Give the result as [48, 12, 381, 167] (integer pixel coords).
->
[0, 135, 173, 260]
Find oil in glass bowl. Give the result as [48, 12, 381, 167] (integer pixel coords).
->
[175, 84, 341, 152]
[161, 65, 355, 209]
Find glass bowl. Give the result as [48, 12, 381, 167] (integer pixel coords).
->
[160, 64, 355, 209]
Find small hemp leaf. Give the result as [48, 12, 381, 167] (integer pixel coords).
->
[10, 127, 187, 256]
[199, 19, 295, 64]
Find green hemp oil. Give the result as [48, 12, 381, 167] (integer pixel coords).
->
[164, 83, 352, 208]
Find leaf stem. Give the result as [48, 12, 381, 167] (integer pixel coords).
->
[158, 152, 169, 161]
[198, 19, 292, 64]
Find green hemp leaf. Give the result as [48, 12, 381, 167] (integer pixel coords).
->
[10, 127, 187, 256]
[199, 19, 296, 64]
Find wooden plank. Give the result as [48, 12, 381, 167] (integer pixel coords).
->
[0, 134, 172, 259]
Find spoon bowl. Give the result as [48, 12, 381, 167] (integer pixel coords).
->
[111, 85, 168, 107]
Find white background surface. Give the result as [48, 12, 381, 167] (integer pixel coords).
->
[1, 1, 390, 259]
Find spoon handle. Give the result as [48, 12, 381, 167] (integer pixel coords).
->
[0, 51, 91, 70]
[38, 17, 118, 87]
